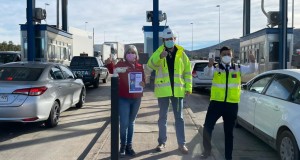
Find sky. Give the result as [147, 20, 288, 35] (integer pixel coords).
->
[0, 0, 299, 51]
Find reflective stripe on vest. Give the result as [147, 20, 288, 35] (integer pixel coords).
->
[212, 83, 240, 88]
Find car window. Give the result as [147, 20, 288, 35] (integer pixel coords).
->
[249, 74, 274, 93]
[0, 54, 17, 63]
[291, 84, 300, 104]
[265, 74, 297, 100]
[50, 67, 64, 80]
[90, 58, 98, 67]
[193, 63, 208, 72]
[60, 65, 75, 79]
[70, 57, 79, 66]
[0, 67, 43, 81]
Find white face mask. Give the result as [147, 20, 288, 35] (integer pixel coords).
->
[222, 56, 232, 64]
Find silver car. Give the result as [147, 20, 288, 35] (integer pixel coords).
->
[0, 62, 86, 127]
[191, 60, 217, 90]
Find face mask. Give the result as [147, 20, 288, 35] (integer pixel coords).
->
[165, 40, 175, 48]
[222, 56, 232, 64]
[126, 54, 136, 62]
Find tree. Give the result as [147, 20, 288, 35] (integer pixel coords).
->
[0, 41, 21, 51]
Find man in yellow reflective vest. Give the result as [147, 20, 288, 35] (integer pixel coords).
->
[200, 46, 257, 160]
[147, 27, 192, 154]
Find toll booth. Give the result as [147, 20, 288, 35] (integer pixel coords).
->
[142, 26, 167, 56]
[20, 24, 72, 65]
[142, 26, 166, 86]
[239, 28, 293, 82]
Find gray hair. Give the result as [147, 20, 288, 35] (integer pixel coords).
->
[124, 45, 139, 61]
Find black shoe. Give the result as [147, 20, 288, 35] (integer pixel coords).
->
[119, 145, 126, 157]
[200, 151, 211, 159]
[178, 145, 189, 154]
[126, 144, 136, 156]
[155, 143, 166, 152]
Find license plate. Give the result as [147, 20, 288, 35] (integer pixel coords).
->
[73, 71, 89, 75]
[0, 95, 8, 102]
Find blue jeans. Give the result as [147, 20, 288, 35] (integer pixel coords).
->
[119, 97, 141, 146]
[158, 97, 186, 146]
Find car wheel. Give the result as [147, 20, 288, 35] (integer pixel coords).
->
[102, 73, 108, 83]
[45, 101, 60, 128]
[76, 88, 86, 108]
[277, 130, 299, 160]
[93, 76, 100, 88]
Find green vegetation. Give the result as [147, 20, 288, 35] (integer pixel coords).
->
[0, 41, 21, 51]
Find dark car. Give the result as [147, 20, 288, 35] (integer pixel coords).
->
[0, 51, 21, 64]
[70, 56, 109, 88]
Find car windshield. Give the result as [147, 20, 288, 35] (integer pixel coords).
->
[0, 54, 17, 63]
[0, 67, 44, 81]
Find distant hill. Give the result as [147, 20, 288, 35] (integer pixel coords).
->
[187, 38, 240, 58]
[127, 28, 300, 57]
[190, 28, 300, 59]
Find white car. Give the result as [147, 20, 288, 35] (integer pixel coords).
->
[191, 60, 217, 90]
[237, 69, 300, 160]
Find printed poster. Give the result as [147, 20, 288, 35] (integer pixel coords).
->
[128, 72, 143, 93]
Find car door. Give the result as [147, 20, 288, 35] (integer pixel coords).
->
[255, 74, 297, 138]
[239, 74, 274, 127]
[59, 65, 81, 106]
[50, 66, 70, 110]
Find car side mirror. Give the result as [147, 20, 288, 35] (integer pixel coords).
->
[242, 84, 248, 90]
[76, 73, 83, 79]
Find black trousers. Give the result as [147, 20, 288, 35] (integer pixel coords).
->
[202, 100, 238, 160]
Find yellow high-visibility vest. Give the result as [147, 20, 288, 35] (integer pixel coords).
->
[147, 45, 192, 98]
[210, 64, 241, 103]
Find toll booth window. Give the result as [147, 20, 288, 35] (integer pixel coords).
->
[55, 46, 60, 59]
[63, 48, 68, 60]
[269, 42, 279, 62]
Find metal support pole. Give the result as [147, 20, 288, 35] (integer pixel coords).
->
[218, 6, 220, 50]
[26, 0, 35, 61]
[292, 0, 294, 28]
[216, 5, 221, 50]
[191, 23, 193, 51]
[153, 0, 159, 52]
[150, 0, 159, 90]
[111, 76, 119, 160]
[243, 0, 251, 36]
[279, 0, 288, 69]
[93, 28, 94, 52]
[57, 0, 59, 29]
[62, 0, 68, 32]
